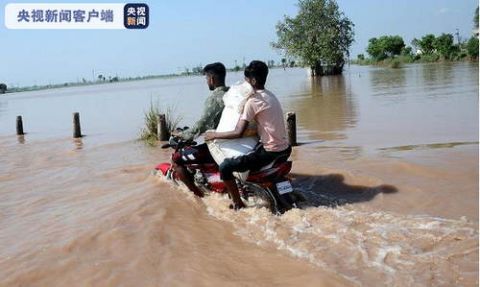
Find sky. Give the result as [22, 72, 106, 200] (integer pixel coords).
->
[0, 0, 478, 87]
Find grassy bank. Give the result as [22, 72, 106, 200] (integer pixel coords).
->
[350, 54, 477, 69]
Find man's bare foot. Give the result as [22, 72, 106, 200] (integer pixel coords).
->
[229, 202, 245, 210]
[193, 190, 204, 198]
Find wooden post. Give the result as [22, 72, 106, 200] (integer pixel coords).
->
[286, 112, 297, 146]
[16, 116, 24, 135]
[73, 112, 82, 138]
[157, 114, 168, 141]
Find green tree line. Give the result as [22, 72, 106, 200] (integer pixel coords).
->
[355, 7, 479, 66]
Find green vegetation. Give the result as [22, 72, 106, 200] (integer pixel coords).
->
[475, 7, 479, 28]
[470, 7, 480, 59]
[366, 35, 405, 61]
[389, 59, 401, 69]
[0, 83, 6, 94]
[433, 34, 458, 59]
[354, 33, 478, 67]
[467, 37, 479, 59]
[140, 102, 182, 146]
[411, 33, 461, 60]
[354, 7, 479, 67]
[273, 0, 354, 76]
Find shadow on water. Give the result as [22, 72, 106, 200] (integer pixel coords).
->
[291, 173, 398, 208]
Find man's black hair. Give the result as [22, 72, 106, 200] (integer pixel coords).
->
[203, 62, 226, 82]
[244, 60, 269, 87]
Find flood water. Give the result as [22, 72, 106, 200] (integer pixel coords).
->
[0, 63, 478, 286]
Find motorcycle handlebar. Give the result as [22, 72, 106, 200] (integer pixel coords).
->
[160, 140, 197, 149]
[161, 143, 171, 149]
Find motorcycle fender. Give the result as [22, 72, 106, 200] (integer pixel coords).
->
[155, 163, 172, 176]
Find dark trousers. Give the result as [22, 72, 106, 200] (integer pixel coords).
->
[219, 144, 292, 180]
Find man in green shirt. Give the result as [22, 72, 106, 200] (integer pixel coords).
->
[172, 62, 228, 197]
[177, 85, 227, 140]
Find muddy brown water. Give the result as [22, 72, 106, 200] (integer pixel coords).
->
[0, 63, 478, 286]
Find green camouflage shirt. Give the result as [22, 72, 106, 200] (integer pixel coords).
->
[180, 86, 228, 140]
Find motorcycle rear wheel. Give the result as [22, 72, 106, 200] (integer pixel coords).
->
[243, 183, 281, 214]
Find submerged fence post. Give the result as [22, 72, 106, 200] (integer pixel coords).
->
[157, 114, 168, 141]
[73, 112, 82, 138]
[16, 115, 24, 135]
[286, 112, 297, 146]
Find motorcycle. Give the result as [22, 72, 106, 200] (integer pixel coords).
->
[153, 136, 299, 214]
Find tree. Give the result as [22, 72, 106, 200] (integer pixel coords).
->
[414, 34, 436, 54]
[366, 38, 384, 60]
[357, 54, 365, 60]
[273, 0, 354, 76]
[366, 35, 405, 60]
[433, 33, 456, 60]
[281, 58, 287, 68]
[384, 36, 405, 57]
[0, 83, 6, 94]
[467, 37, 479, 59]
[401, 46, 413, 56]
[475, 6, 479, 29]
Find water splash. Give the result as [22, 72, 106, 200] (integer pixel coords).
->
[202, 192, 478, 287]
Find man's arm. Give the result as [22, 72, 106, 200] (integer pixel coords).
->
[204, 119, 249, 140]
